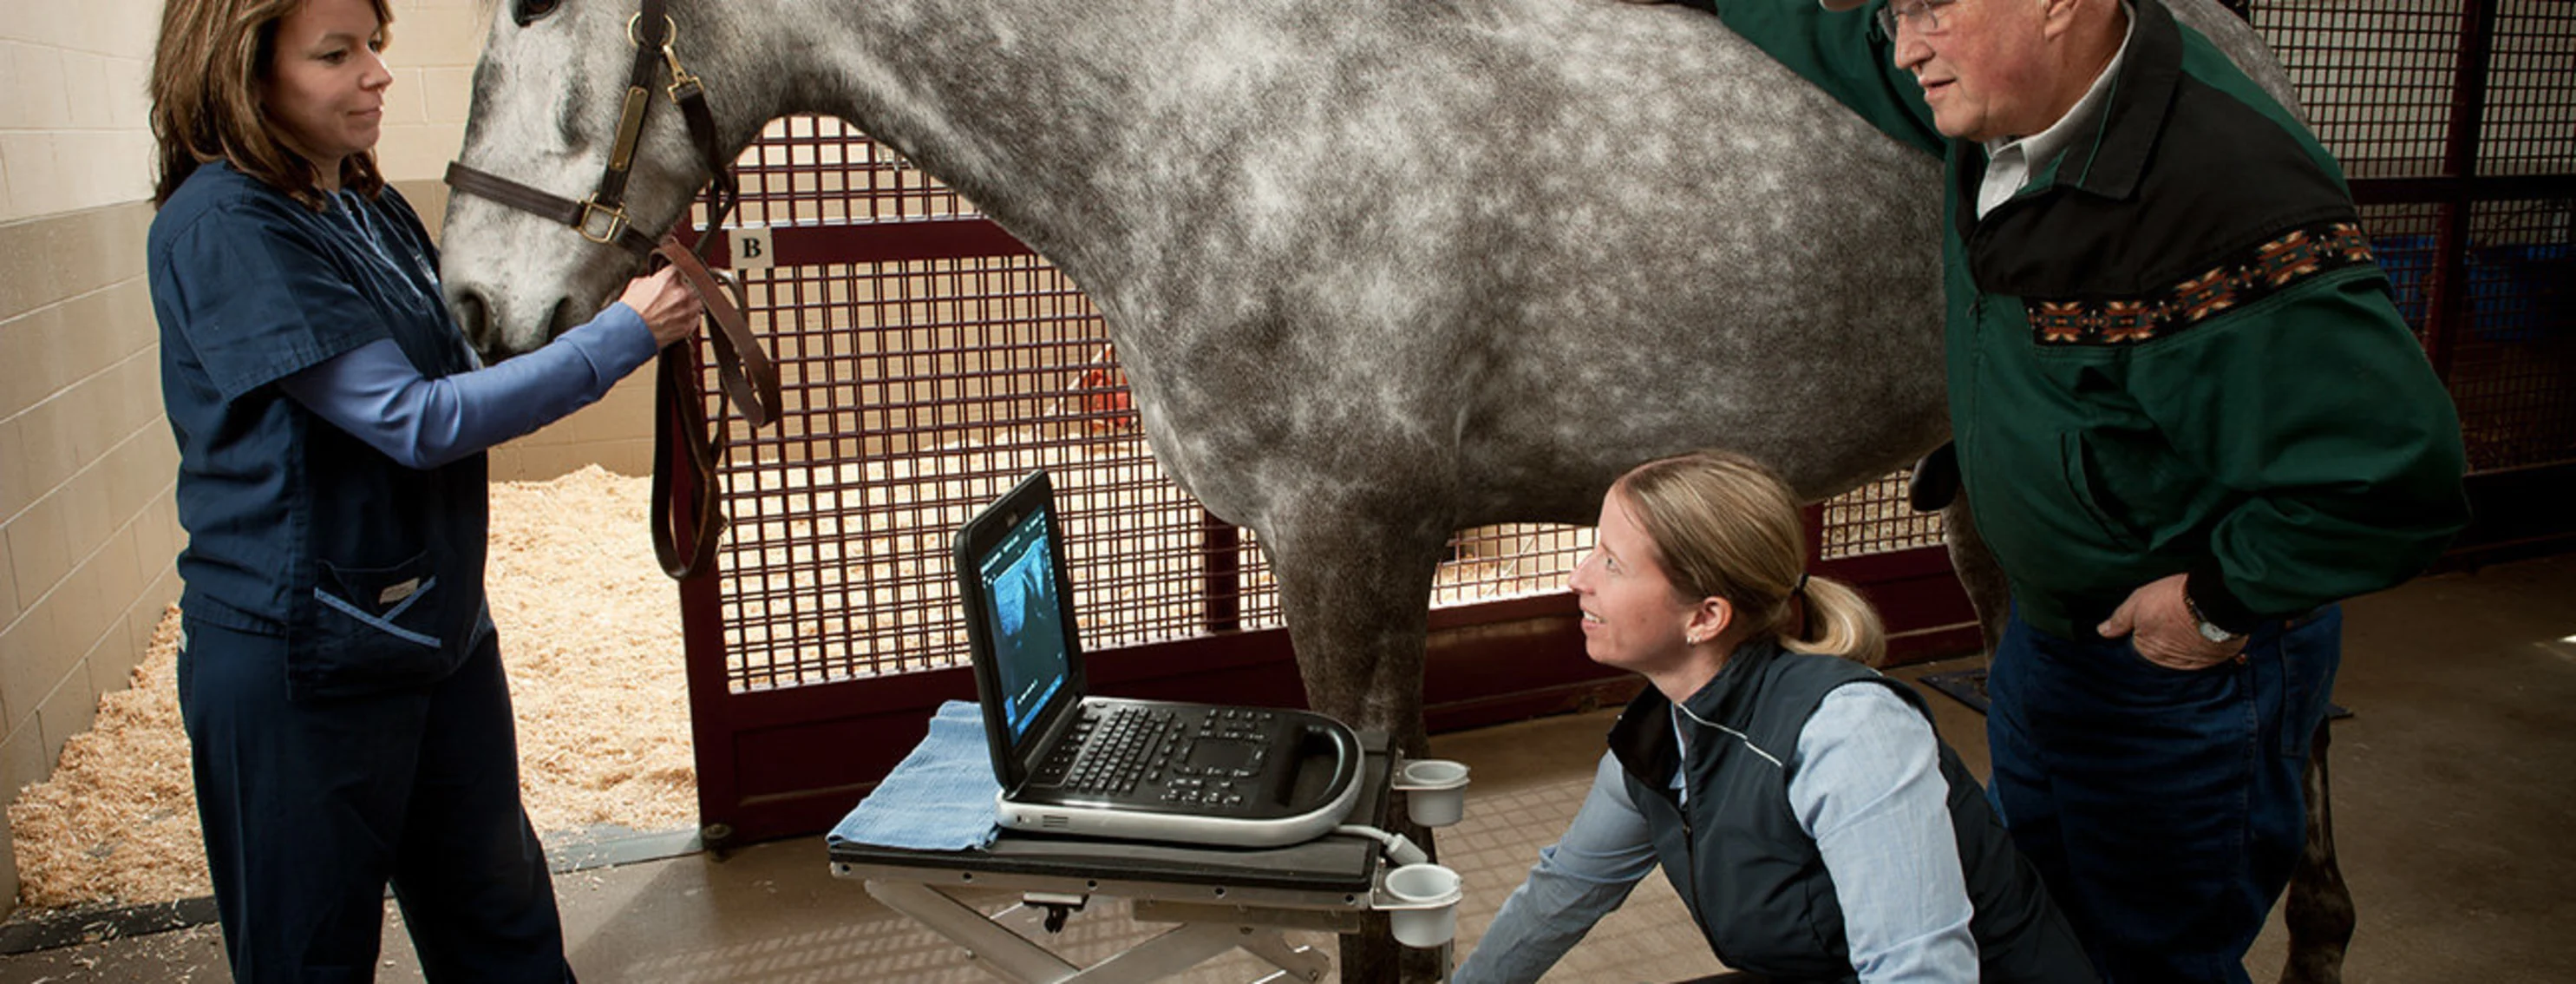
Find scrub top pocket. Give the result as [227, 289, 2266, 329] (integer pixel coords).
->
[291, 552, 467, 701]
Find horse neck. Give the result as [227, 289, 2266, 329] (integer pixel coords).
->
[725, 0, 1304, 285]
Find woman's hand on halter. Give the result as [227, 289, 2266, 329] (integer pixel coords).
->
[617, 266, 705, 349]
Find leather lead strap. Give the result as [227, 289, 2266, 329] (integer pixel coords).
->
[651, 335, 722, 579]
[677, 93, 738, 263]
[448, 0, 776, 581]
[659, 240, 779, 425]
[647, 237, 777, 579]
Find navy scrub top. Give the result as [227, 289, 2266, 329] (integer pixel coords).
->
[150, 161, 494, 701]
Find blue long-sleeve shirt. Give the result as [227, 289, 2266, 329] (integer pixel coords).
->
[278, 302, 659, 469]
[1455, 684, 1976, 983]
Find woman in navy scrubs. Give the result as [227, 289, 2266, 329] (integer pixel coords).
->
[146, 0, 699, 978]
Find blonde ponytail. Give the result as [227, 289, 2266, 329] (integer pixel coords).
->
[1615, 449, 1889, 666]
[1781, 574, 1887, 667]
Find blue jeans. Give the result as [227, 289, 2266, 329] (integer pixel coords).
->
[1984, 604, 2340, 984]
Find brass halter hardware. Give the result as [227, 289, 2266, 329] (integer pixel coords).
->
[576, 194, 631, 246]
[448, 0, 735, 261]
[444, 0, 773, 581]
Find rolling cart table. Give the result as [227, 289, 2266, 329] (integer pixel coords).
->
[828, 731, 1434, 983]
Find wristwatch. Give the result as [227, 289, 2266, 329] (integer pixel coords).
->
[2183, 591, 2243, 644]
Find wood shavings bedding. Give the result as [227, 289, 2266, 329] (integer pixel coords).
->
[8, 447, 1578, 914]
[8, 466, 690, 913]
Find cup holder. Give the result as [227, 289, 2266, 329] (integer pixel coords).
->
[1390, 758, 1471, 827]
[1377, 862, 1463, 948]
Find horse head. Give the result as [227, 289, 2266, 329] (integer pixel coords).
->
[441, 0, 763, 361]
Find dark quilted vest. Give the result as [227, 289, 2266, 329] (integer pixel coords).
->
[1609, 640, 2095, 982]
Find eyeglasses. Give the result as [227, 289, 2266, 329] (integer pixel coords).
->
[1876, 0, 1960, 37]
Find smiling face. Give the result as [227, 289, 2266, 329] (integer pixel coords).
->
[262, 0, 391, 187]
[1570, 487, 1710, 678]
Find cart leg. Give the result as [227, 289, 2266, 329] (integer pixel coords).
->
[866, 881, 1080, 984]
[1239, 929, 1333, 983]
[1065, 922, 1244, 981]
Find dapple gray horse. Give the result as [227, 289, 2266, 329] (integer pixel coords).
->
[440, 1, 2347, 980]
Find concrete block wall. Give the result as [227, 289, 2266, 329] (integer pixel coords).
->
[0, 0, 654, 915]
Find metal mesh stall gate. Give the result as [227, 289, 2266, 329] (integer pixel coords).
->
[2254, 0, 2576, 476]
[675, 3, 2574, 843]
[674, 116, 1662, 840]
[683, 119, 1603, 696]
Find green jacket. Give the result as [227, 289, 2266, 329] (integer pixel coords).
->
[1702, 0, 2469, 638]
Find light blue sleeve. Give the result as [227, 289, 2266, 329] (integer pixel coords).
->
[278, 303, 660, 469]
[1788, 684, 1978, 983]
[1452, 751, 1662, 984]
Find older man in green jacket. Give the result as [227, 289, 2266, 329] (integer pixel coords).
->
[1686, 0, 2469, 979]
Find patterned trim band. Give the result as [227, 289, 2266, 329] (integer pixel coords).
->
[2027, 220, 2377, 345]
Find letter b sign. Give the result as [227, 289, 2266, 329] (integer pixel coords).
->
[728, 226, 775, 271]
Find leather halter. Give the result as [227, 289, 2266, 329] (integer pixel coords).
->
[445, 0, 781, 581]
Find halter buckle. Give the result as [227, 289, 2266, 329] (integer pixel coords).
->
[577, 195, 632, 246]
[627, 12, 676, 49]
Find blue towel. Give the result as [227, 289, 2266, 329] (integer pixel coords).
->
[827, 700, 1003, 851]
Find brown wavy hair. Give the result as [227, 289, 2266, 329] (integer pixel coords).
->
[1614, 450, 1890, 666]
[150, 0, 395, 210]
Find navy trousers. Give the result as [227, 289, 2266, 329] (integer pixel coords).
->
[1984, 605, 2340, 984]
[178, 615, 572, 983]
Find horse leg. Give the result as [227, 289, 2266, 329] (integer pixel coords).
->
[1935, 486, 2011, 658]
[2280, 718, 2352, 984]
[1260, 508, 1454, 984]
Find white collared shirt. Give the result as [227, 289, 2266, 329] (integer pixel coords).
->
[1978, 4, 2137, 219]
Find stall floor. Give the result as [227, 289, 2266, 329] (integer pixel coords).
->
[3, 553, 2569, 983]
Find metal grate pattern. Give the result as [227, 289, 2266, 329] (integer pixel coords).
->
[2457, 0, 2574, 469]
[695, 3, 2571, 691]
[1820, 471, 1943, 561]
[2364, 202, 2449, 341]
[2258, 1, 2573, 474]
[729, 115, 971, 225]
[2450, 197, 2575, 470]
[1436, 525, 1598, 607]
[2252, 0, 2463, 179]
[712, 252, 1223, 692]
[695, 120, 1642, 692]
[2481, 0, 2576, 179]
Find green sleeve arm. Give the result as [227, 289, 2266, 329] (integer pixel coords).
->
[2129, 271, 2471, 630]
[1689, 0, 1947, 157]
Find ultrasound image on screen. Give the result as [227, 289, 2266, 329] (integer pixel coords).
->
[981, 508, 1070, 743]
